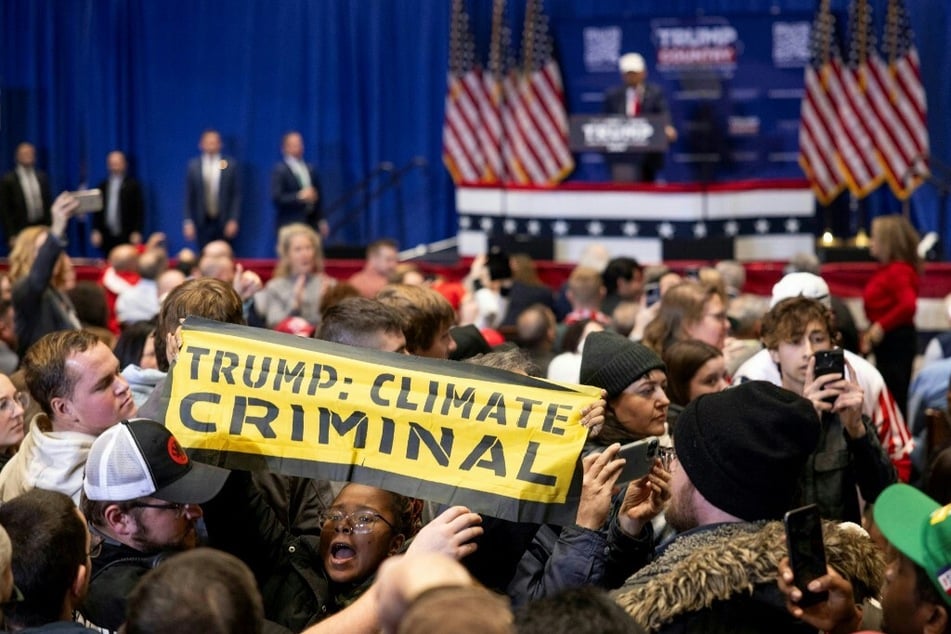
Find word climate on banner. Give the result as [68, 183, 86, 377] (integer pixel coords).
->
[159, 318, 601, 524]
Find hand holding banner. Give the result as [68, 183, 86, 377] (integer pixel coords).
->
[158, 318, 602, 524]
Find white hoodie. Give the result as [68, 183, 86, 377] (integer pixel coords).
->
[0, 413, 96, 505]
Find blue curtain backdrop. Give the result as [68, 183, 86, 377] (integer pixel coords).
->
[1, 0, 949, 258]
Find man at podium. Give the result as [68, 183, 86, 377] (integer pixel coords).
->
[602, 52, 677, 183]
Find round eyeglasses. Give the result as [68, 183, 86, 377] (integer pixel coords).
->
[318, 510, 395, 534]
[0, 392, 29, 415]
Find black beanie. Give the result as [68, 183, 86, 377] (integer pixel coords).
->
[579, 331, 666, 398]
[673, 381, 821, 521]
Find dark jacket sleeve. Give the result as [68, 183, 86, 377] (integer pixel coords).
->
[202, 470, 295, 580]
[224, 160, 241, 222]
[271, 163, 301, 209]
[847, 415, 898, 504]
[309, 164, 323, 222]
[507, 523, 608, 606]
[19, 230, 61, 308]
[601, 517, 655, 589]
[124, 178, 145, 235]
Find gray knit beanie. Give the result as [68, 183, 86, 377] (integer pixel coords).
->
[579, 331, 666, 398]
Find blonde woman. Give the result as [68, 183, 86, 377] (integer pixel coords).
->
[255, 222, 336, 329]
[863, 214, 922, 415]
[641, 280, 729, 358]
[10, 193, 81, 357]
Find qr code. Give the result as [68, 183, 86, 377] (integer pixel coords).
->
[773, 22, 810, 67]
[584, 27, 622, 73]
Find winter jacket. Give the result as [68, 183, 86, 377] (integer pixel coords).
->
[613, 520, 884, 634]
[800, 413, 896, 523]
[81, 538, 169, 632]
[203, 470, 339, 632]
[508, 518, 653, 606]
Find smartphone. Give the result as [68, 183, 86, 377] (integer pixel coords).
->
[616, 437, 659, 484]
[644, 282, 661, 307]
[67, 188, 104, 213]
[813, 348, 845, 405]
[784, 504, 829, 607]
[813, 348, 844, 378]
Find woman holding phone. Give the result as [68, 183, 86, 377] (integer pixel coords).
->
[509, 330, 671, 605]
[9, 192, 81, 357]
[578, 331, 674, 533]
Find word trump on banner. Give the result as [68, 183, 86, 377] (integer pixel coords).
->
[159, 318, 601, 523]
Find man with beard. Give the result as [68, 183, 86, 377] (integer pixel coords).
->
[612, 381, 886, 633]
[78, 418, 230, 631]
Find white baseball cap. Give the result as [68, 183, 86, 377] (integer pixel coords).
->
[84, 419, 229, 503]
[618, 53, 646, 74]
[769, 272, 831, 308]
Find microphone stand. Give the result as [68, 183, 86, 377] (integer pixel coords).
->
[329, 157, 427, 239]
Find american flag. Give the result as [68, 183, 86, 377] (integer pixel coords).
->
[880, 0, 929, 198]
[442, 0, 491, 184]
[483, 0, 516, 183]
[513, 0, 574, 185]
[799, 0, 846, 204]
[830, 1, 883, 198]
[847, 0, 921, 199]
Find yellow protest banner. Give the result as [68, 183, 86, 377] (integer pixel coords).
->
[157, 318, 601, 523]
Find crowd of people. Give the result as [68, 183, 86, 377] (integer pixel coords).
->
[0, 186, 943, 634]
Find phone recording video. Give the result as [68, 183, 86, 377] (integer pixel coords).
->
[784, 504, 828, 607]
[615, 437, 659, 484]
[644, 282, 661, 308]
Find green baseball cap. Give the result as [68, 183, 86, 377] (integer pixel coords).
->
[874, 483, 951, 607]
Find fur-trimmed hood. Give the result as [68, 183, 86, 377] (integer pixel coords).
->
[612, 521, 883, 632]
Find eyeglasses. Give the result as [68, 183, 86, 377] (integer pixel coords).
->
[127, 501, 189, 517]
[658, 446, 676, 471]
[318, 510, 395, 534]
[0, 392, 29, 415]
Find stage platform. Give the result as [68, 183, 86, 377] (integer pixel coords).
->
[455, 179, 817, 262]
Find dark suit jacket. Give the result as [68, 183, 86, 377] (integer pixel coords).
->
[0, 168, 52, 240]
[602, 82, 671, 181]
[185, 155, 241, 225]
[93, 175, 145, 251]
[270, 160, 323, 227]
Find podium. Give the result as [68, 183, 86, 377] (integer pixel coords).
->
[568, 115, 670, 154]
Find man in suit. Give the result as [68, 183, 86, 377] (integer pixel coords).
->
[0, 142, 52, 242]
[271, 131, 326, 236]
[91, 150, 145, 254]
[602, 53, 677, 183]
[183, 130, 240, 248]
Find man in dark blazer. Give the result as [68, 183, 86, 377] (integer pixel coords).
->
[602, 53, 677, 183]
[91, 150, 145, 254]
[271, 131, 327, 236]
[0, 142, 52, 243]
[183, 129, 240, 248]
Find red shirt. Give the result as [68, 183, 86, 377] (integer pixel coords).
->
[862, 261, 918, 331]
